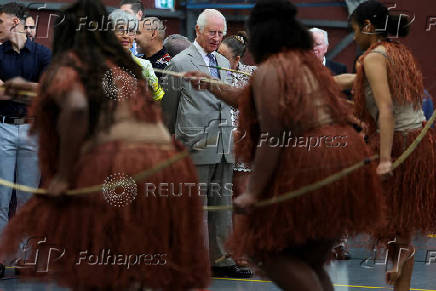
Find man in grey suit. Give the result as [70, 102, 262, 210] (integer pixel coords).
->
[162, 9, 252, 278]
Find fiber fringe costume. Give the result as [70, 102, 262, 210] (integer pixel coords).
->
[0, 52, 209, 290]
[354, 41, 436, 238]
[227, 50, 385, 260]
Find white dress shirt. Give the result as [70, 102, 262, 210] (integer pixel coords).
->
[193, 40, 217, 67]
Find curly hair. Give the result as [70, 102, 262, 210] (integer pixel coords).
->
[248, 0, 313, 63]
[350, 0, 411, 38]
[45, 0, 145, 136]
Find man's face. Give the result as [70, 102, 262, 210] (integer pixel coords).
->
[25, 16, 36, 40]
[120, 4, 142, 21]
[136, 19, 154, 51]
[195, 16, 225, 53]
[312, 31, 328, 62]
[0, 13, 17, 41]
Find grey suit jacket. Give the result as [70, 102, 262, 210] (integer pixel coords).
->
[161, 44, 235, 165]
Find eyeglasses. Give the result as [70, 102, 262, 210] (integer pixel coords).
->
[206, 30, 224, 37]
[24, 26, 35, 30]
[114, 28, 137, 36]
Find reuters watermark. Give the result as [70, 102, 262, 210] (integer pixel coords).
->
[101, 67, 137, 102]
[102, 172, 138, 207]
[144, 182, 233, 198]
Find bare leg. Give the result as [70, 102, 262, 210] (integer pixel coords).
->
[259, 252, 323, 291]
[386, 232, 414, 289]
[313, 266, 334, 291]
[304, 240, 336, 291]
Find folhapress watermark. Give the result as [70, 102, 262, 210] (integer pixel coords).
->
[76, 249, 167, 269]
[257, 131, 348, 151]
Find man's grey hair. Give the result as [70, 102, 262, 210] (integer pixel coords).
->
[163, 34, 191, 57]
[142, 17, 166, 40]
[109, 9, 138, 31]
[196, 9, 227, 36]
[309, 27, 329, 46]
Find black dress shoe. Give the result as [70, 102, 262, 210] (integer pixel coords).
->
[212, 265, 253, 278]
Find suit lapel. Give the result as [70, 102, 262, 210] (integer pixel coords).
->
[186, 45, 210, 75]
[216, 54, 229, 82]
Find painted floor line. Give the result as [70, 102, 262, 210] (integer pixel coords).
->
[213, 278, 436, 291]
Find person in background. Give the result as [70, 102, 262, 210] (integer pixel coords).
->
[24, 14, 36, 41]
[163, 34, 191, 57]
[310, 27, 347, 75]
[119, 0, 144, 56]
[0, 2, 51, 238]
[109, 9, 164, 101]
[136, 17, 171, 78]
[310, 27, 352, 260]
[422, 89, 434, 122]
[162, 8, 252, 278]
[217, 31, 255, 269]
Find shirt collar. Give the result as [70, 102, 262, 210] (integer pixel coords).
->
[322, 57, 326, 66]
[2, 38, 33, 53]
[193, 40, 216, 59]
[149, 47, 166, 62]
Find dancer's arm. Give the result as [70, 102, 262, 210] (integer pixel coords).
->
[0, 77, 39, 104]
[48, 83, 89, 196]
[364, 52, 394, 175]
[234, 65, 283, 211]
[334, 73, 356, 90]
[184, 71, 243, 107]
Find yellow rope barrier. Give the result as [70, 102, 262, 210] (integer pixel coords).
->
[0, 151, 189, 196]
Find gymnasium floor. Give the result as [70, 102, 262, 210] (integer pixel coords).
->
[2, 235, 436, 290]
[1, 260, 436, 290]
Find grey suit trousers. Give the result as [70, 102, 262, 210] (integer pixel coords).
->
[196, 159, 235, 267]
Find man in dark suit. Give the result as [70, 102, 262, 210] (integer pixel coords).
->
[309, 27, 347, 76]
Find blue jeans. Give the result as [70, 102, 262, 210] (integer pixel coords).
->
[0, 123, 40, 235]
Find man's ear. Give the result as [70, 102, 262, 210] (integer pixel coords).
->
[137, 10, 143, 20]
[363, 19, 374, 33]
[235, 55, 241, 64]
[12, 16, 21, 27]
[151, 29, 158, 40]
[195, 25, 200, 37]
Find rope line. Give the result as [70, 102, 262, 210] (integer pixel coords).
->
[0, 151, 189, 196]
[0, 100, 434, 212]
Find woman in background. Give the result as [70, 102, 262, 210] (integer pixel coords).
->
[109, 9, 164, 102]
[218, 31, 256, 269]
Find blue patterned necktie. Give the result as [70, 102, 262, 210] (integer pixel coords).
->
[207, 53, 220, 79]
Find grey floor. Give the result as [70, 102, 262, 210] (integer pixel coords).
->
[2, 235, 436, 290]
[1, 259, 436, 290]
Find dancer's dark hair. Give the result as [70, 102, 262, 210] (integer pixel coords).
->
[248, 0, 313, 63]
[350, 0, 410, 38]
[42, 0, 143, 136]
